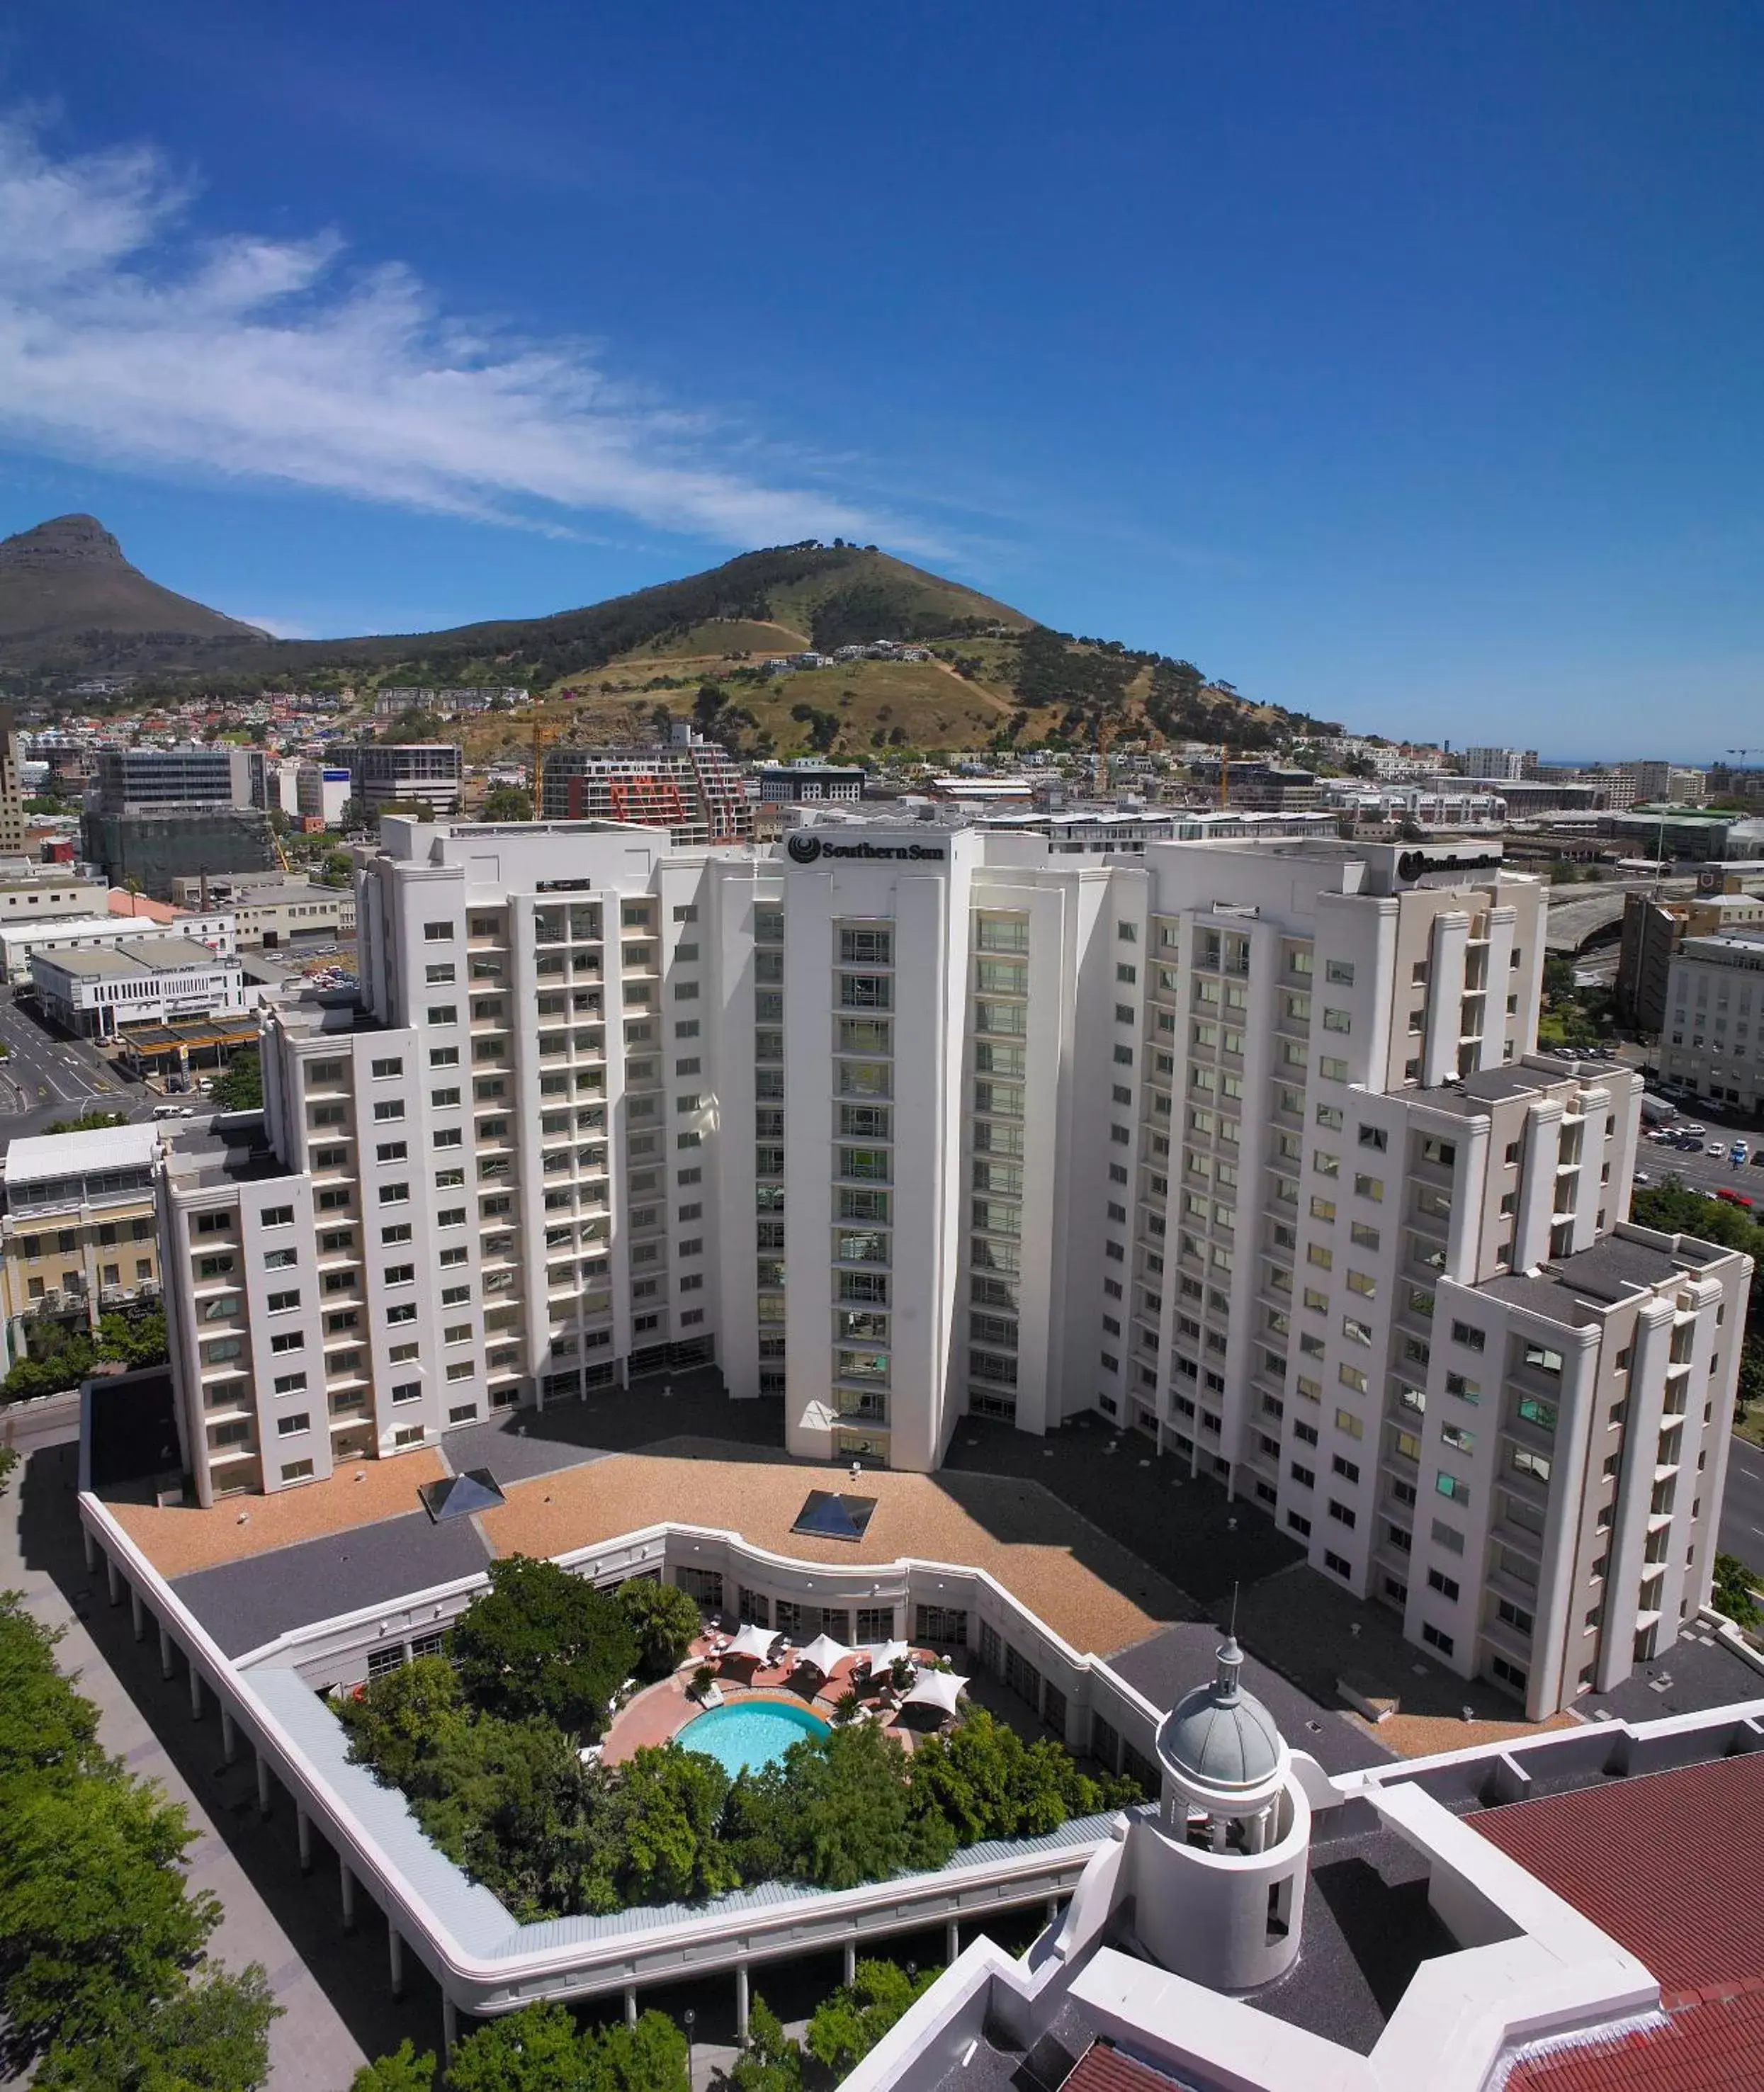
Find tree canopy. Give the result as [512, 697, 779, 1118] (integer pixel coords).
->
[213, 1046, 263, 1112]
[448, 1556, 640, 1737]
[0, 1596, 278, 2085]
[805, 1958, 942, 2074]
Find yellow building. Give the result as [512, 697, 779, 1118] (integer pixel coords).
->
[1, 1123, 161, 1368]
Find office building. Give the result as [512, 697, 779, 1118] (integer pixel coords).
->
[92, 745, 253, 815]
[1618, 761, 1708, 804]
[154, 822, 1748, 1717]
[1657, 929, 1764, 1109]
[0, 908, 234, 985]
[541, 729, 752, 843]
[1616, 889, 1764, 1033]
[246, 752, 302, 818]
[335, 743, 464, 819]
[32, 936, 247, 1039]
[297, 763, 354, 827]
[1, 1124, 160, 1367]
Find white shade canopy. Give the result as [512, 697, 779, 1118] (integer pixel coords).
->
[794, 1632, 854, 1675]
[865, 1640, 910, 1670]
[902, 1670, 968, 1716]
[725, 1623, 779, 1661]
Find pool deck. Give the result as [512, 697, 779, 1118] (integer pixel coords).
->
[601, 1635, 939, 1765]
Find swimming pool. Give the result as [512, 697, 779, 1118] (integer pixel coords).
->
[677, 1699, 831, 1777]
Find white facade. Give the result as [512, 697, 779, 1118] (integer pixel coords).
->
[1657, 929, 1764, 1109]
[33, 937, 248, 1037]
[1460, 746, 1531, 781]
[154, 820, 1751, 1712]
[0, 909, 236, 983]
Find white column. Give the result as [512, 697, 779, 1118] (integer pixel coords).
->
[442, 1996, 458, 2059]
[220, 1709, 237, 1765]
[84, 1527, 98, 1572]
[388, 1926, 405, 2001]
[107, 1554, 121, 1605]
[340, 1860, 356, 1933]
[188, 1664, 203, 1719]
[843, 1942, 857, 1984]
[1423, 914, 1469, 1087]
[130, 1586, 144, 1639]
[946, 1918, 960, 1962]
[255, 1751, 271, 1818]
[159, 1623, 175, 1680]
[297, 1807, 313, 1875]
[734, 1963, 750, 2039]
[623, 1986, 638, 2027]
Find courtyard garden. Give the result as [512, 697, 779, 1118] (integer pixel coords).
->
[339, 1556, 1143, 1921]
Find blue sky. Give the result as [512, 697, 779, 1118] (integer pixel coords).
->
[1, 2, 1761, 757]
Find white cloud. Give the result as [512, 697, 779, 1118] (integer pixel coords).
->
[0, 114, 916, 549]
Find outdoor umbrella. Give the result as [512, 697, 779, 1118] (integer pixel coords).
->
[793, 1632, 854, 1676]
[725, 1622, 780, 1661]
[901, 1670, 968, 1717]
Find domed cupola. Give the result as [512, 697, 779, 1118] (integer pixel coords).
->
[1155, 1635, 1289, 1816]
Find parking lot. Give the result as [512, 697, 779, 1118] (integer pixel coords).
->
[1633, 1117, 1764, 1206]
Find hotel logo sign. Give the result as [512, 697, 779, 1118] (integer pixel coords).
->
[786, 833, 945, 865]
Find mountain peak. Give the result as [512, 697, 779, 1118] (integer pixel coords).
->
[0, 514, 132, 573]
[0, 513, 265, 662]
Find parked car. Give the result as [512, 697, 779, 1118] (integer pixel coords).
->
[1732, 1143, 1750, 1166]
[1633, 1170, 1653, 1186]
[1751, 1150, 1764, 1168]
[1706, 1142, 1729, 1157]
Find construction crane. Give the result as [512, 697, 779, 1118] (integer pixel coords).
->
[531, 715, 552, 817]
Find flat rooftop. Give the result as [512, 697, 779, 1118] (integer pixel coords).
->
[1481, 1228, 1729, 1323]
[112, 1447, 1192, 1663]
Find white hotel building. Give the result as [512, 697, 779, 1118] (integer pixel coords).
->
[157, 818, 1750, 1717]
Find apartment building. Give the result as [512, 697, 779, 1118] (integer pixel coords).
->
[334, 742, 464, 818]
[541, 732, 752, 844]
[154, 821, 1749, 1715]
[1459, 747, 1532, 781]
[1657, 929, 1764, 1109]
[1, 1124, 160, 1367]
[0, 730, 26, 856]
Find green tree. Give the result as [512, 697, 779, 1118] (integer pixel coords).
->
[579, 2009, 689, 2092]
[618, 1578, 702, 1676]
[730, 1996, 803, 2092]
[0, 1773, 219, 2059]
[38, 1963, 280, 2091]
[765, 1721, 955, 1891]
[43, 1109, 128, 1134]
[444, 2002, 585, 2092]
[908, 1706, 1116, 1843]
[351, 2036, 438, 2091]
[482, 784, 534, 822]
[1714, 1553, 1761, 1629]
[214, 1047, 264, 1112]
[805, 1960, 940, 2075]
[592, 1743, 737, 1907]
[449, 1556, 640, 1738]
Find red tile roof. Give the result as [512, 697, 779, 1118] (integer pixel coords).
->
[1502, 1983, 1764, 2091]
[1062, 2042, 1192, 2092]
[1471, 1751, 1764, 2091]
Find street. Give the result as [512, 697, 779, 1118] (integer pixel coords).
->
[1631, 1129, 1764, 1206]
[1721, 1435, 1764, 1570]
[0, 990, 162, 1142]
